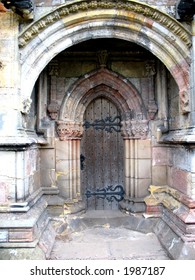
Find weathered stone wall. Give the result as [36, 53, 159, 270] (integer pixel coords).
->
[0, 13, 20, 138]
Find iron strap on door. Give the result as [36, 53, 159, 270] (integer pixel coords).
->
[85, 185, 125, 202]
[83, 116, 121, 133]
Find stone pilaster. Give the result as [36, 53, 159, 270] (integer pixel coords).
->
[56, 120, 83, 210]
[0, 12, 23, 139]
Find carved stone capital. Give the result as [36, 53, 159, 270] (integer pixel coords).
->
[121, 119, 132, 139]
[131, 119, 149, 139]
[121, 118, 149, 139]
[56, 121, 83, 140]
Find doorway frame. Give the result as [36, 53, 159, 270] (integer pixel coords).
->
[55, 68, 151, 207]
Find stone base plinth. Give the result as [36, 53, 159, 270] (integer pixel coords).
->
[0, 196, 56, 259]
[154, 218, 195, 260]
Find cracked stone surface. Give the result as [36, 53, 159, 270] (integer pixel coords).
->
[49, 211, 170, 260]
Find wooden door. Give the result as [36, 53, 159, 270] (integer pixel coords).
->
[81, 97, 124, 210]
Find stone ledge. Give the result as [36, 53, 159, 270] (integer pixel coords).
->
[159, 128, 195, 145]
[0, 187, 59, 213]
[0, 221, 56, 259]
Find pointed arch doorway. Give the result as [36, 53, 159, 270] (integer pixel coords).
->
[56, 68, 149, 212]
[81, 96, 124, 210]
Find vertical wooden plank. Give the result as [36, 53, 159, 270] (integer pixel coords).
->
[103, 98, 111, 210]
[87, 100, 95, 209]
[95, 97, 103, 210]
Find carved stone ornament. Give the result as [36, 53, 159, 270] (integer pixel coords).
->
[56, 121, 83, 140]
[179, 90, 190, 114]
[148, 100, 158, 120]
[121, 119, 132, 139]
[21, 97, 32, 114]
[18, 1, 191, 48]
[144, 61, 156, 76]
[47, 101, 60, 120]
[121, 118, 149, 139]
[1, 0, 34, 20]
[48, 60, 59, 76]
[97, 50, 108, 68]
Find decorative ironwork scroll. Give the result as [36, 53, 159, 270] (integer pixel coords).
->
[85, 185, 125, 202]
[84, 116, 121, 133]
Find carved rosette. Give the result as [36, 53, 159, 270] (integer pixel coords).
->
[121, 119, 149, 139]
[56, 121, 83, 140]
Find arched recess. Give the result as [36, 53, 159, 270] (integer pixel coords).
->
[18, 0, 192, 114]
[55, 68, 150, 204]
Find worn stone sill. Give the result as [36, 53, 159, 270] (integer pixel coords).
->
[0, 136, 48, 148]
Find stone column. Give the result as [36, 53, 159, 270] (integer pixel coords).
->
[56, 121, 83, 204]
[120, 119, 149, 213]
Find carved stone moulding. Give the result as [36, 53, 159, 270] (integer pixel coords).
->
[56, 120, 83, 140]
[18, 0, 191, 48]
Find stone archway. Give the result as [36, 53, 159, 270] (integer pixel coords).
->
[18, 0, 191, 114]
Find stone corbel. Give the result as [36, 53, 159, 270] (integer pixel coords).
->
[144, 60, 156, 77]
[21, 97, 32, 114]
[47, 101, 60, 120]
[148, 100, 158, 120]
[97, 50, 108, 68]
[56, 120, 83, 140]
[179, 90, 190, 114]
[156, 118, 169, 142]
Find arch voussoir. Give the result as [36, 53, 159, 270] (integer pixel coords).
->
[60, 68, 145, 122]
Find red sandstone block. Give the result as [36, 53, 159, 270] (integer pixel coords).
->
[152, 147, 168, 166]
[145, 205, 162, 215]
[169, 167, 190, 195]
[8, 228, 34, 242]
